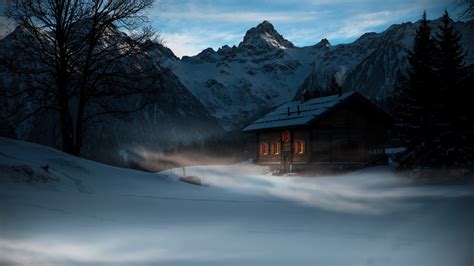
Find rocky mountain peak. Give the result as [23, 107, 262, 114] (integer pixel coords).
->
[314, 38, 331, 48]
[240, 20, 294, 50]
[254, 20, 275, 33]
[142, 39, 178, 61]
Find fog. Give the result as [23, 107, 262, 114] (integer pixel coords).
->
[1, 138, 473, 266]
[167, 164, 474, 214]
[121, 146, 250, 172]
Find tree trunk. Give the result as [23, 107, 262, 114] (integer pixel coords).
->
[72, 95, 87, 156]
[56, 24, 75, 155]
[57, 68, 75, 154]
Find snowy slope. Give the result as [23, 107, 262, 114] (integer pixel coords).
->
[1, 138, 473, 266]
[153, 19, 474, 130]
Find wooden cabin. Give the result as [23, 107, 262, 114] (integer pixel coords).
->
[242, 91, 391, 172]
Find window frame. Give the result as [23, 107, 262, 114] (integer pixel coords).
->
[295, 140, 305, 154]
[272, 142, 280, 155]
[260, 143, 269, 155]
[282, 130, 290, 143]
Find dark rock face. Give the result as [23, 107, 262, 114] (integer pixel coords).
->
[239, 20, 295, 53]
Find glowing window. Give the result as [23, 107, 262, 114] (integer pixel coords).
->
[260, 143, 269, 155]
[282, 131, 290, 142]
[272, 143, 280, 155]
[296, 140, 305, 154]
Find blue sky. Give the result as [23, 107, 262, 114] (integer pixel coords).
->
[149, 0, 458, 57]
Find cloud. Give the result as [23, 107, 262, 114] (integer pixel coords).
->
[150, 0, 456, 56]
[154, 9, 318, 24]
[274, 9, 410, 47]
[161, 30, 242, 57]
[326, 10, 411, 40]
[336, 13, 390, 37]
[151, 1, 323, 24]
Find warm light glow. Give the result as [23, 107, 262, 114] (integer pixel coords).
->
[260, 143, 269, 155]
[296, 140, 304, 154]
[282, 131, 290, 142]
[272, 143, 280, 155]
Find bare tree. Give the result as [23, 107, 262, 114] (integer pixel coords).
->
[2, 0, 159, 155]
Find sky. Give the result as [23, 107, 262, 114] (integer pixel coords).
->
[0, 0, 462, 57]
[149, 0, 460, 57]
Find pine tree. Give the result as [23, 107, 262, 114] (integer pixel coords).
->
[434, 11, 471, 167]
[396, 11, 438, 167]
[409, 11, 438, 140]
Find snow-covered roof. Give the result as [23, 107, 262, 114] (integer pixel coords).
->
[242, 91, 357, 132]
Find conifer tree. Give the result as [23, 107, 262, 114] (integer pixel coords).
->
[408, 11, 438, 140]
[434, 11, 471, 167]
[396, 11, 437, 166]
[397, 10, 473, 168]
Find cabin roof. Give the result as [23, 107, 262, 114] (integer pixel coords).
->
[243, 91, 365, 132]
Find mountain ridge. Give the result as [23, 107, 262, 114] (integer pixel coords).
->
[1, 16, 473, 142]
[147, 17, 474, 130]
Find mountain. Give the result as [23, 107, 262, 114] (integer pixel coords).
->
[153, 18, 474, 130]
[157, 21, 312, 130]
[238, 20, 295, 53]
[0, 26, 224, 167]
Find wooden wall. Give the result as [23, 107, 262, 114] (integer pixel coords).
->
[310, 100, 386, 163]
[256, 131, 281, 164]
[256, 128, 312, 165]
[255, 98, 388, 166]
[292, 129, 311, 164]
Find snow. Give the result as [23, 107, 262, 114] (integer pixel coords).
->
[156, 19, 474, 131]
[1, 137, 473, 266]
[243, 91, 355, 131]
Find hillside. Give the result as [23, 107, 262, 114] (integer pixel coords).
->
[1, 138, 473, 265]
[0, 26, 224, 166]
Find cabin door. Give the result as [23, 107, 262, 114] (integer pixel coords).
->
[281, 152, 291, 173]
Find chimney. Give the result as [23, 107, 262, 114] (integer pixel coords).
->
[300, 89, 311, 102]
[297, 105, 300, 115]
[287, 107, 290, 116]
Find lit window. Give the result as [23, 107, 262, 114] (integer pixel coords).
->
[296, 140, 304, 154]
[260, 143, 269, 155]
[272, 143, 280, 155]
[282, 131, 290, 142]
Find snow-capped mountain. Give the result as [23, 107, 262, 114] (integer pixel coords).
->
[238, 20, 295, 52]
[151, 18, 474, 130]
[155, 21, 313, 130]
[0, 26, 223, 166]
